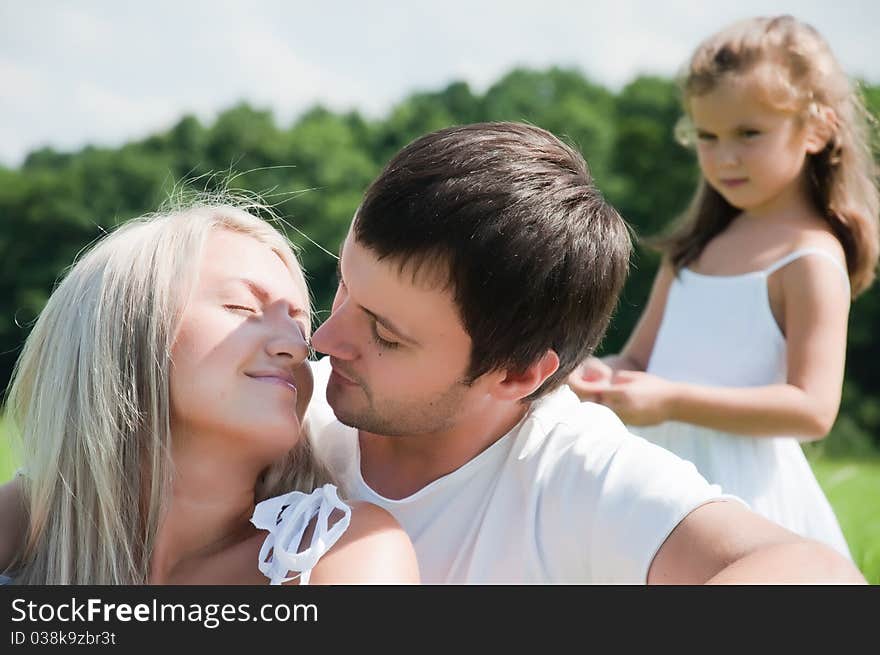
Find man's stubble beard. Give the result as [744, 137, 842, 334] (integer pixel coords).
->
[327, 376, 473, 437]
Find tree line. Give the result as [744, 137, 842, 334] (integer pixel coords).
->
[2, 67, 878, 453]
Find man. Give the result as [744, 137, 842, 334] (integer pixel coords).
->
[305, 122, 863, 583]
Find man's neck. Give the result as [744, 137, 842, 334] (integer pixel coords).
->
[357, 401, 531, 500]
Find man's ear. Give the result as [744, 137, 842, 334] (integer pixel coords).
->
[491, 350, 560, 401]
[805, 104, 838, 155]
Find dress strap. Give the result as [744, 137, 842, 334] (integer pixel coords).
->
[251, 483, 351, 585]
[763, 248, 850, 289]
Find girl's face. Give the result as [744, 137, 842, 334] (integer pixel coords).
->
[689, 74, 821, 215]
[169, 229, 313, 464]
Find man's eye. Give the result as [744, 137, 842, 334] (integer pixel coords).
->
[372, 323, 400, 350]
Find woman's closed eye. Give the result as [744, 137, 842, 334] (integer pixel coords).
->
[224, 303, 257, 314]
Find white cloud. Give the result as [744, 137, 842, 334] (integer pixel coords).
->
[1, 0, 878, 166]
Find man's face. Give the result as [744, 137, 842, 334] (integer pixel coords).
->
[310, 231, 486, 437]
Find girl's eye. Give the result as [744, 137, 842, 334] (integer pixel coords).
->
[696, 132, 716, 143]
[740, 129, 761, 138]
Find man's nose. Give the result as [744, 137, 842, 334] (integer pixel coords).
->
[311, 302, 358, 360]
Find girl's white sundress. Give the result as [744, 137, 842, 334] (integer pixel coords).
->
[629, 248, 852, 559]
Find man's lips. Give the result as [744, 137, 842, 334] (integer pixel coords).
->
[328, 359, 360, 386]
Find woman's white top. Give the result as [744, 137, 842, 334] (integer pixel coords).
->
[630, 248, 852, 558]
[250, 483, 351, 585]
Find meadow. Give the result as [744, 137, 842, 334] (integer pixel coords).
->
[0, 416, 877, 583]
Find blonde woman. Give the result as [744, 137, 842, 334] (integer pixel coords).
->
[0, 202, 419, 584]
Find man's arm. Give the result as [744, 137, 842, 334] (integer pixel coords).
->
[648, 500, 864, 584]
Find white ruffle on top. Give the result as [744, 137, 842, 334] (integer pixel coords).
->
[630, 248, 852, 558]
[250, 483, 352, 585]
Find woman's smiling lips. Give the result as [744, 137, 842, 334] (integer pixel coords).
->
[246, 370, 298, 392]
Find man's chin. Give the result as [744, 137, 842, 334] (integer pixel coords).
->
[325, 386, 367, 430]
[331, 406, 387, 433]
[326, 396, 390, 434]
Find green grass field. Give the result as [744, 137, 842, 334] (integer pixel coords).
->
[809, 457, 880, 583]
[1, 419, 878, 583]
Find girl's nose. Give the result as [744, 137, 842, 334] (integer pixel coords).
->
[717, 143, 741, 167]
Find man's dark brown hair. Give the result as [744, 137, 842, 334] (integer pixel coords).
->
[354, 121, 632, 399]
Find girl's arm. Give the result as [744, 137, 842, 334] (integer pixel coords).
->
[568, 261, 675, 397]
[609, 259, 677, 372]
[305, 502, 420, 584]
[601, 255, 850, 439]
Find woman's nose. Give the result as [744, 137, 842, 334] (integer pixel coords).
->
[266, 327, 310, 362]
[265, 307, 311, 362]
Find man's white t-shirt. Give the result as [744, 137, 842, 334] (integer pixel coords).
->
[307, 358, 738, 584]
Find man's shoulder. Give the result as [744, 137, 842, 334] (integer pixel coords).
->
[516, 385, 708, 486]
[525, 385, 632, 448]
[510, 385, 643, 476]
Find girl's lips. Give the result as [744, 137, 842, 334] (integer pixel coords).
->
[720, 178, 749, 187]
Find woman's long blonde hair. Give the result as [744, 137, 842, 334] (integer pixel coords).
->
[6, 198, 331, 584]
[657, 14, 879, 296]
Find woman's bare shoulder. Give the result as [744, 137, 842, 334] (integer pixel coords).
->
[306, 501, 419, 585]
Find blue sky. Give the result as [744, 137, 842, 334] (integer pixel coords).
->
[1, 0, 877, 166]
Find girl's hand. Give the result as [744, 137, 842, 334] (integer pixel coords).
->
[576, 370, 678, 426]
[567, 357, 614, 402]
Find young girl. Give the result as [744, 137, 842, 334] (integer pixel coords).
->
[0, 200, 419, 584]
[568, 15, 879, 558]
